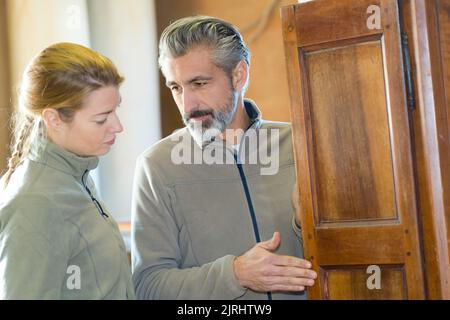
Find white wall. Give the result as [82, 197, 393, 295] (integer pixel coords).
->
[6, 0, 91, 87]
[88, 0, 161, 222]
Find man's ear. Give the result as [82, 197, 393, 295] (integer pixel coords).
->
[231, 60, 249, 91]
[41, 108, 63, 132]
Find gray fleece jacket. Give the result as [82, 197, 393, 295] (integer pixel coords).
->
[131, 100, 305, 300]
[0, 138, 135, 299]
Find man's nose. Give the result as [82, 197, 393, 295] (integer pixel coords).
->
[181, 88, 199, 114]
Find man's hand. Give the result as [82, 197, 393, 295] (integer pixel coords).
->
[233, 231, 317, 292]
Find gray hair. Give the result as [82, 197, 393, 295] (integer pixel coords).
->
[158, 16, 250, 76]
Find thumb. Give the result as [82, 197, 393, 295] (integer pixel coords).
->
[259, 231, 281, 252]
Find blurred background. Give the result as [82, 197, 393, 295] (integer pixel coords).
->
[0, 0, 296, 225]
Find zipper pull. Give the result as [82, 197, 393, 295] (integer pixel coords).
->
[82, 170, 109, 218]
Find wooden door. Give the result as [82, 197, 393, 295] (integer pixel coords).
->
[281, 0, 425, 299]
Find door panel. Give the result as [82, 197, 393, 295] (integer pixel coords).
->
[325, 266, 406, 299]
[306, 39, 396, 222]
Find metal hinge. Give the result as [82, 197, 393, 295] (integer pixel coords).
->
[401, 32, 415, 111]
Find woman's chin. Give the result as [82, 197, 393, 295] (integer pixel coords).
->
[92, 145, 112, 157]
[99, 146, 112, 156]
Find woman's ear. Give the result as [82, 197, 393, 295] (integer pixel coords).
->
[231, 60, 249, 91]
[41, 108, 63, 132]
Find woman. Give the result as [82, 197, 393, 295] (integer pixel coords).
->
[0, 43, 135, 299]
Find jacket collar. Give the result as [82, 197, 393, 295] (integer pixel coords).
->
[28, 138, 99, 178]
[243, 98, 262, 130]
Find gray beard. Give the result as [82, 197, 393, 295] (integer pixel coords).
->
[184, 91, 238, 147]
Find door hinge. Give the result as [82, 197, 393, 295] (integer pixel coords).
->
[401, 32, 415, 111]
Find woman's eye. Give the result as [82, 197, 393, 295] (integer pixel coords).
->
[95, 119, 107, 125]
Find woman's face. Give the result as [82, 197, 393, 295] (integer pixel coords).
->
[59, 86, 123, 157]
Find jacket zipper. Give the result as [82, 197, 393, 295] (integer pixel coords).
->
[81, 170, 109, 218]
[233, 153, 272, 300]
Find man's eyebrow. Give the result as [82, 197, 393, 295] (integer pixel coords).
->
[166, 76, 213, 88]
[187, 76, 213, 84]
[166, 81, 178, 88]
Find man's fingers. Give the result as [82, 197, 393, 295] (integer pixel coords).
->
[270, 254, 313, 269]
[265, 276, 315, 290]
[270, 285, 306, 292]
[268, 265, 317, 279]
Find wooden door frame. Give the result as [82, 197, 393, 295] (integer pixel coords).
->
[408, 0, 450, 299]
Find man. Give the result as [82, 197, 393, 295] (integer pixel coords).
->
[131, 16, 316, 300]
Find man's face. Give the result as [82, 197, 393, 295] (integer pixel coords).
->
[162, 46, 238, 145]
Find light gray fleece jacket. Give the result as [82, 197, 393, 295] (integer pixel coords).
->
[0, 138, 135, 299]
[131, 100, 305, 300]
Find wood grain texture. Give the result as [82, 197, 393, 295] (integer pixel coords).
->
[306, 40, 396, 222]
[437, 4, 450, 289]
[406, 0, 450, 298]
[294, 0, 382, 46]
[325, 266, 406, 299]
[281, 4, 325, 298]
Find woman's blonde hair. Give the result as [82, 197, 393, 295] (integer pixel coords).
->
[1, 42, 124, 188]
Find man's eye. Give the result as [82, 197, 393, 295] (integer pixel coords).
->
[170, 86, 180, 92]
[195, 82, 207, 87]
